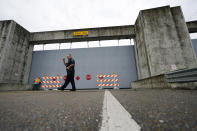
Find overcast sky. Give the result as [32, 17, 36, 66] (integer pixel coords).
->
[0, 0, 197, 49]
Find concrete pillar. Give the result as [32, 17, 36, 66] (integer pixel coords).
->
[0, 20, 33, 84]
[134, 6, 197, 80]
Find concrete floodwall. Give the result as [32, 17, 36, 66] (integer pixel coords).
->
[134, 6, 197, 80]
[28, 46, 137, 89]
[0, 20, 33, 84]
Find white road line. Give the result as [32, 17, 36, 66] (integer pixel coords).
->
[100, 90, 141, 131]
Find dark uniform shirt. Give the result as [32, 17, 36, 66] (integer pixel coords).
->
[66, 58, 75, 74]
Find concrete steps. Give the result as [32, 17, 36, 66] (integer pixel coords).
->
[131, 68, 197, 89]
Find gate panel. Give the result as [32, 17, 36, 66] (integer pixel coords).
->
[29, 46, 137, 89]
[192, 39, 197, 57]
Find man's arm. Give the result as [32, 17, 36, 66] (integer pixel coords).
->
[67, 64, 74, 70]
[69, 64, 75, 67]
[63, 58, 67, 66]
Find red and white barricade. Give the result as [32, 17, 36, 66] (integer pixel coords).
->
[96, 73, 119, 89]
[41, 75, 63, 89]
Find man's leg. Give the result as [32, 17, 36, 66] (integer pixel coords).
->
[61, 75, 71, 90]
[70, 73, 76, 91]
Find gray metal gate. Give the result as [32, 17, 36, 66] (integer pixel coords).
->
[28, 45, 137, 89]
[192, 39, 197, 57]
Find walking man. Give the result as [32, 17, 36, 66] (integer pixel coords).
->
[58, 54, 76, 91]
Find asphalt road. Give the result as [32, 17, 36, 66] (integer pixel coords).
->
[0, 89, 197, 131]
[111, 89, 197, 131]
[0, 90, 104, 131]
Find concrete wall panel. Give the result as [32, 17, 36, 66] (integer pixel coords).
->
[134, 6, 197, 80]
[134, 15, 151, 79]
[0, 21, 32, 84]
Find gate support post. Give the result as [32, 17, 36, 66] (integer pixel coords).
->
[134, 6, 197, 80]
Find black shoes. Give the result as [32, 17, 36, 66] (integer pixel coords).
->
[57, 87, 64, 90]
[58, 87, 76, 91]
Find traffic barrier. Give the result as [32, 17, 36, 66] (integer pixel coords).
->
[96, 73, 120, 89]
[40, 74, 81, 89]
[97, 74, 119, 78]
[41, 85, 61, 88]
[96, 83, 119, 87]
[97, 79, 119, 82]
[40, 74, 63, 89]
[41, 81, 62, 84]
[41, 76, 62, 79]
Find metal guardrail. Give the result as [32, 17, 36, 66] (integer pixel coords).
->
[165, 68, 197, 83]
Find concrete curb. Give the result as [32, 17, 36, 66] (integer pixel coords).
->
[0, 83, 33, 91]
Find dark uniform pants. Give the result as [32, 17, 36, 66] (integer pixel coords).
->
[62, 73, 76, 90]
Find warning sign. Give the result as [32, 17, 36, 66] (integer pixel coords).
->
[73, 31, 88, 36]
[76, 76, 80, 80]
[171, 64, 177, 71]
[86, 74, 91, 80]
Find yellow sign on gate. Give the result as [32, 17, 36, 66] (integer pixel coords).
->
[73, 31, 88, 36]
